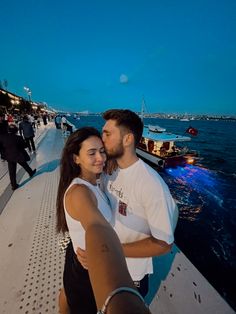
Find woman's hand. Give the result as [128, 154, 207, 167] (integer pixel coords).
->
[76, 247, 88, 269]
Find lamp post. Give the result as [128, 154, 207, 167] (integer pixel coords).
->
[23, 86, 32, 102]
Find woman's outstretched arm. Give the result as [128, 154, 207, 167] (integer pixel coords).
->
[86, 223, 151, 314]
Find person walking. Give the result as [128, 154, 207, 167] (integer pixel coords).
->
[28, 114, 36, 130]
[55, 115, 62, 129]
[0, 112, 9, 161]
[0, 124, 36, 190]
[61, 115, 67, 136]
[42, 113, 48, 126]
[19, 115, 36, 153]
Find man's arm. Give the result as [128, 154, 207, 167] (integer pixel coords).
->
[77, 236, 172, 269]
[122, 236, 172, 258]
[127, 178, 178, 258]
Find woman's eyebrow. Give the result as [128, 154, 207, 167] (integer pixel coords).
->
[87, 148, 96, 152]
[87, 146, 104, 152]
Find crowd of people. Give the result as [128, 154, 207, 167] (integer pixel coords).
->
[56, 109, 178, 314]
[54, 114, 73, 135]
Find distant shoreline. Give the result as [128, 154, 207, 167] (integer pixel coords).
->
[68, 112, 236, 121]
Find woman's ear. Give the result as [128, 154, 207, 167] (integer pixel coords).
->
[73, 153, 80, 165]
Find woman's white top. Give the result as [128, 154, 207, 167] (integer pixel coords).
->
[64, 177, 113, 253]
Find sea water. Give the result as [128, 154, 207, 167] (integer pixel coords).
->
[68, 115, 236, 310]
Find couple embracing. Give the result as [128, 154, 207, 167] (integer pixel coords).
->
[56, 109, 178, 314]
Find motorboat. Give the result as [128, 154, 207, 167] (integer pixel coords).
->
[148, 124, 166, 132]
[137, 125, 199, 169]
[137, 98, 198, 168]
[180, 113, 190, 121]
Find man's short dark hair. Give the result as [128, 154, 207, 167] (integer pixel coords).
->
[102, 109, 143, 146]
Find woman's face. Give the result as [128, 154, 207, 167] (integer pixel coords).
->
[74, 136, 106, 175]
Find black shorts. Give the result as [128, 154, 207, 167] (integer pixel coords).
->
[133, 274, 149, 297]
[63, 241, 97, 314]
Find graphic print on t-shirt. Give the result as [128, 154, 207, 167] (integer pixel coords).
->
[118, 200, 127, 216]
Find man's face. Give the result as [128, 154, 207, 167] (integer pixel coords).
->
[102, 120, 124, 159]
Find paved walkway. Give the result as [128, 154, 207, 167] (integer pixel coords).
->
[0, 123, 66, 314]
[0, 123, 234, 314]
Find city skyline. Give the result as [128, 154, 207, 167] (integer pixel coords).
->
[1, 1, 236, 115]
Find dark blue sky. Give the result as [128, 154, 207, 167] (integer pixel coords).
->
[1, 1, 236, 114]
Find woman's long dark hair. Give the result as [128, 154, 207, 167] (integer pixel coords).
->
[56, 127, 102, 233]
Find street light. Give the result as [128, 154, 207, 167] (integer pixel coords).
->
[23, 86, 32, 101]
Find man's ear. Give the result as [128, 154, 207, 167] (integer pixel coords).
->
[73, 153, 80, 165]
[123, 133, 134, 147]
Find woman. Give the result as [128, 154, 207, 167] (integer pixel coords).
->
[56, 127, 113, 314]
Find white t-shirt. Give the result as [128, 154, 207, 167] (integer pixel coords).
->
[28, 115, 35, 123]
[64, 177, 113, 253]
[61, 116, 67, 124]
[101, 159, 178, 281]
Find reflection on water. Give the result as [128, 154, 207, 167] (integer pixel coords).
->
[159, 164, 236, 310]
[166, 165, 220, 194]
[162, 165, 223, 221]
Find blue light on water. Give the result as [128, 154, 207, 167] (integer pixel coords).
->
[166, 165, 218, 190]
[165, 165, 223, 208]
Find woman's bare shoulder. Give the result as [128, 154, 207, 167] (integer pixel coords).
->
[66, 183, 96, 203]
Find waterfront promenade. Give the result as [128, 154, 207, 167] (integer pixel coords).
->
[0, 122, 65, 313]
[0, 123, 234, 314]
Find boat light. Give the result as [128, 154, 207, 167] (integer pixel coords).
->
[187, 157, 195, 164]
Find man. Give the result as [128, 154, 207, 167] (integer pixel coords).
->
[78, 109, 178, 298]
[55, 115, 62, 129]
[28, 114, 36, 130]
[0, 113, 9, 161]
[19, 115, 36, 153]
[42, 112, 48, 126]
[61, 115, 67, 136]
[0, 124, 36, 190]
[101, 109, 178, 297]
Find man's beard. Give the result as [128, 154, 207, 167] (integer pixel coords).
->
[106, 141, 124, 159]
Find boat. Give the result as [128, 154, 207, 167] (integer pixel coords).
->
[180, 113, 190, 121]
[137, 126, 198, 169]
[180, 117, 190, 122]
[137, 98, 198, 169]
[148, 124, 166, 132]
